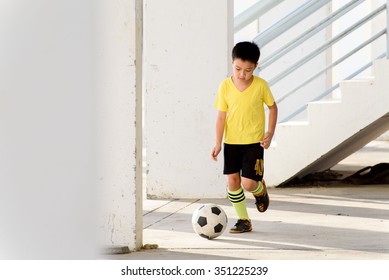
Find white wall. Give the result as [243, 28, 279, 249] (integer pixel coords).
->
[144, 0, 233, 198]
[96, 0, 143, 251]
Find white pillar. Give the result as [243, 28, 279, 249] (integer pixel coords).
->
[0, 0, 143, 258]
[0, 0, 96, 258]
[96, 0, 143, 252]
[144, 0, 233, 198]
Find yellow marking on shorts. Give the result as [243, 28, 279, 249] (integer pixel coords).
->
[254, 159, 263, 176]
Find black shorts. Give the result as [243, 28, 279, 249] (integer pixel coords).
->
[223, 143, 264, 182]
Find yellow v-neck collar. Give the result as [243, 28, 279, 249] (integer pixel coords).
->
[229, 76, 255, 93]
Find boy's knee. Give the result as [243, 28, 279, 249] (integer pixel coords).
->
[227, 174, 241, 191]
[241, 177, 258, 192]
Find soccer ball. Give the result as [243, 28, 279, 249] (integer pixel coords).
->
[192, 204, 228, 239]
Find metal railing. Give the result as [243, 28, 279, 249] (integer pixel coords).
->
[235, 0, 388, 123]
[234, 0, 284, 33]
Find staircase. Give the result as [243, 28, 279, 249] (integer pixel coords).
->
[267, 60, 389, 186]
[235, 0, 389, 186]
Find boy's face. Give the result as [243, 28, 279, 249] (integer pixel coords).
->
[232, 58, 257, 82]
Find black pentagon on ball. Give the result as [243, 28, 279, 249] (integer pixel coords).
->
[214, 223, 224, 233]
[199, 233, 211, 240]
[197, 216, 207, 227]
[211, 206, 221, 215]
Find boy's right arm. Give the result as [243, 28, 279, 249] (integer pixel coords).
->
[211, 110, 226, 161]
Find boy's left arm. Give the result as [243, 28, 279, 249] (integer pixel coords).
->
[261, 102, 278, 149]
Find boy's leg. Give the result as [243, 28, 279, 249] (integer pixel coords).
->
[227, 172, 241, 191]
[227, 173, 248, 220]
[253, 179, 269, 212]
[242, 177, 264, 195]
[241, 177, 260, 192]
[227, 173, 252, 233]
[224, 144, 252, 233]
[241, 143, 269, 213]
[242, 177, 269, 213]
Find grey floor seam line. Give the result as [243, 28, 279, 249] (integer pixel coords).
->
[144, 199, 200, 229]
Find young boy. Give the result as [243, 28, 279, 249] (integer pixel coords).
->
[211, 41, 278, 233]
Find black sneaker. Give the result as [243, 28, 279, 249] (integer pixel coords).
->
[254, 179, 269, 213]
[229, 219, 252, 233]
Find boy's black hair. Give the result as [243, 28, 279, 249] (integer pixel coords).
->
[232, 41, 260, 64]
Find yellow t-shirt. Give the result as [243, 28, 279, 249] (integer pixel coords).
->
[214, 76, 275, 144]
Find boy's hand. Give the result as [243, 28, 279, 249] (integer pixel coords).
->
[260, 132, 274, 149]
[211, 144, 222, 161]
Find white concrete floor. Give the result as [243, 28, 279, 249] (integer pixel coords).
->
[105, 140, 389, 260]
